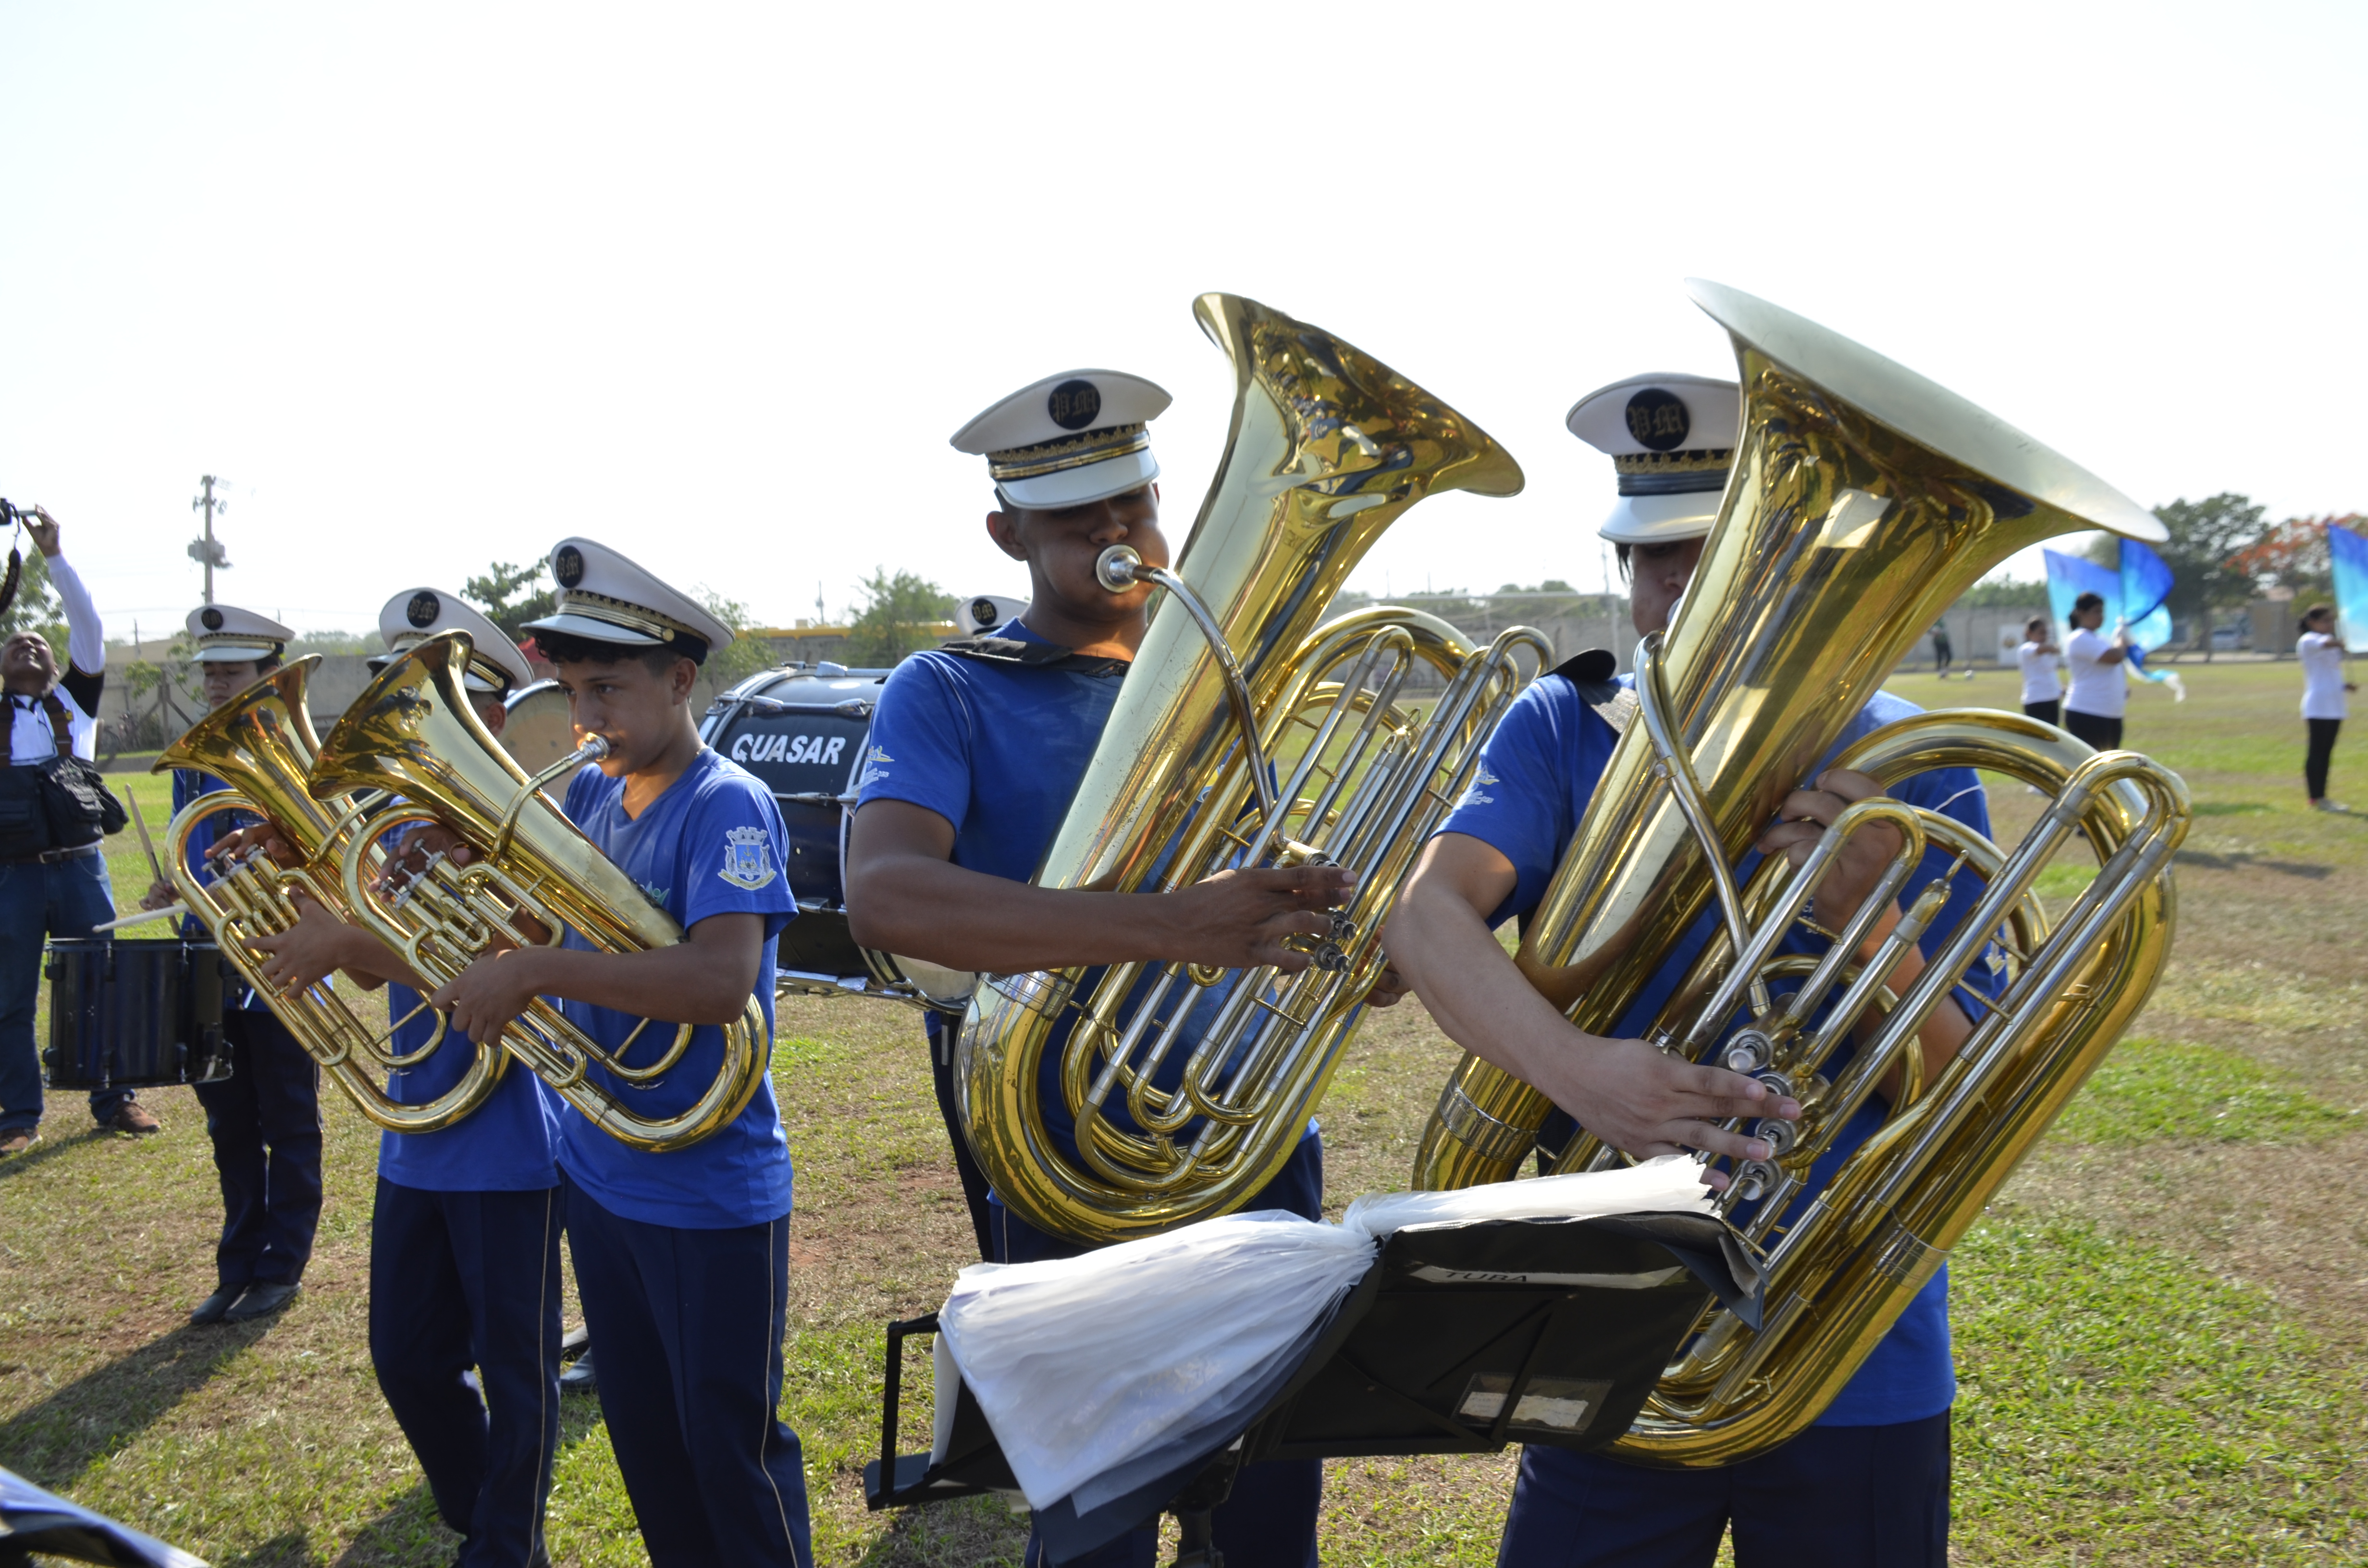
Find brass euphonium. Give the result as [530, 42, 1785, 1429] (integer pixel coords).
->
[304, 633, 768, 1152]
[156, 657, 508, 1131]
[1412, 281, 2191, 1465]
[957, 292, 1545, 1246]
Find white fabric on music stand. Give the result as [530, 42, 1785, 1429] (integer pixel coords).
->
[932, 1157, 1714, 1511]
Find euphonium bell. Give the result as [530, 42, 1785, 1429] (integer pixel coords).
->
[1412, 281, 2191, 1465]
[155, 657, 507, 1131]
[304, 633, 768, 1152]
[956, 292, 1545, 1246]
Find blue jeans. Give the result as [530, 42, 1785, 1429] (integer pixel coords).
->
[194, 1005, 323, 1287]
[0, 851, 136, 1132]
[562, 1174, 813, 1568]
[371, 1179, 564, 1568]
[1497, 1413, 1952, 1568]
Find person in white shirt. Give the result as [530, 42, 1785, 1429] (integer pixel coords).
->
[0, 508, 160, 1156]
[2061, 590, 2132, 750]
[2016, 615, 2063, 725]
[2297, 603, 2354, 812]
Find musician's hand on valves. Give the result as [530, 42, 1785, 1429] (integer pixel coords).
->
[1542, 1037, 1799, 1185]
[430, 951, 542, 1045]
[1758, 768, 1902, 946]
[377, 824, 472, 896]
[1168, 863, 1357, 971]
[208, 821, 297, 870]
[249, 894, 370, 994]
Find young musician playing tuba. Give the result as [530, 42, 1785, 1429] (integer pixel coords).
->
[844, 369, 1386, 1567]
[246, 588, 563, 1568]
[1386, 375, 2003, 1568]
[150, 604, 326, 1324]
[417, 540, 811, 1567]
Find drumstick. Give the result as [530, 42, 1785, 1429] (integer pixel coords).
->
[124, 789, 165, 888]
[94, 903, 186, 933]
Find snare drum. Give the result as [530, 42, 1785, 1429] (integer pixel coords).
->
[701, 662, 977, 1012]
[42, 936, 232, 1090]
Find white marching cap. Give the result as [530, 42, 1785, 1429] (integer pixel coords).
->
[520, 537, 733, 660]
[950, 369, 1171, 510]
[371, 587, 535, 695]
[953, 592, 1028, 638]
[186, 603, 294, 662]
[1566, 373, 1741, 545]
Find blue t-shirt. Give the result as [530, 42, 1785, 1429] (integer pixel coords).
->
[1436, 677, 2001, 1427]
[553, 747, 797, 1229]
[855, 620, 1122, 884]
[376, 980, 561, 1192]
[855, 621, 1308, 1183]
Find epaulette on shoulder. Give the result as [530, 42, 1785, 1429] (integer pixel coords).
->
[1548, 648, 1636, 735]
[935, 635, 1128, 677]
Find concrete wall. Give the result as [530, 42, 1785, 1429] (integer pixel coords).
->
[92, 653, 740, 759]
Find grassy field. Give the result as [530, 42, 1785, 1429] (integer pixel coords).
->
[3, 661, 2364, 1564]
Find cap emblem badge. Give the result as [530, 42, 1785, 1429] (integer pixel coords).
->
[1624, 389, 1690, 452]
[554, 546, 584, 588]
[200, 607, 224, 631]
[1047, 379, 1102, 431]
[406, 591, 441, 628]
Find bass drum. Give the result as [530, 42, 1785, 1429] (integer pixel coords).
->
[700, 663, 975, 1013]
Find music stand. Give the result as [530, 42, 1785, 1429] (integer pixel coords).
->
[865, 1209, 1758, 1565]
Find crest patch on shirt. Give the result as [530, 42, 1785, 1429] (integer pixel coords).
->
[718, 825, 777, 890]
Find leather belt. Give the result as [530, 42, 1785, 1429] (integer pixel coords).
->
[1, 841, 103, 866]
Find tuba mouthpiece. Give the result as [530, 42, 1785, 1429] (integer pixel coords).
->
[1094, 545, 1144, 593]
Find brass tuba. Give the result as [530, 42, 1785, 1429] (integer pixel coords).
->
[1412, 281, 2190, 1465]
[305, 633, 769, 1152]
[957, 292, 1545, 1246]
[157, 657, 508, 1131]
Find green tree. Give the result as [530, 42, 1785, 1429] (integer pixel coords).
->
[691, 587, 777, 687]
[845, 569, 956, 667]
[1954, 576, 2050, 609]
[461, 561, 557, 639]
[0, 548, 69, 658]
[2149, 493, 2266, 651]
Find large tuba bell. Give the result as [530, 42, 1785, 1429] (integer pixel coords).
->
[157, 657, 508, 1131]
[1413, 281, 2191, 1465]
[957, 292, 1546, 1246]
[303, 633, 769, 1152]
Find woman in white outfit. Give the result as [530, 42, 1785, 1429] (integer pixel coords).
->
[2061, 591, 2132, 750]
[2298, 603, 2354, 811]
[2016, 615, 2063, 726]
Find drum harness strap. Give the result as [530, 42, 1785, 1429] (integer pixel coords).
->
[933, 633, 1131, 679]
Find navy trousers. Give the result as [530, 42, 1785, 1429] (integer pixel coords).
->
[192, 1006, 322, 1289]
[1495, 1412, 1952, 1568]
[0, 851, 136, 1131]
[996, 1134, 1326, 1568]
[370, 1179, 563, 1568]
[562, 1174, 813, 1568]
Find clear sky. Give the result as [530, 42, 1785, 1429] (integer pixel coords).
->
[3, 1, 2362, 640]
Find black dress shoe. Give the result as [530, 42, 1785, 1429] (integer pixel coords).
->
[225, 1281, 300, 1321]
[559, 1346, 596, 1393]
[189, 1288, 242, 1325]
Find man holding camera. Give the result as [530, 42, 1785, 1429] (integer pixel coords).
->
[0, 507, 155, 1154]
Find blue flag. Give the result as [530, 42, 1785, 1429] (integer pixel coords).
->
[2331, 521, 2368, 645]
[2043, 541, 2185, 699]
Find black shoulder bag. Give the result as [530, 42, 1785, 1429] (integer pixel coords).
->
[17, 691, 127, 848]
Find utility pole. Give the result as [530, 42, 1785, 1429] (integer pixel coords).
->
[188, 475, 232, 603]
